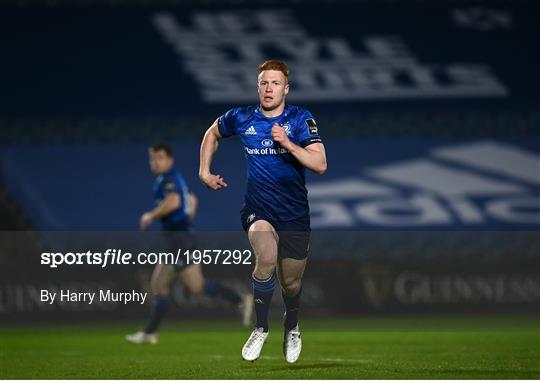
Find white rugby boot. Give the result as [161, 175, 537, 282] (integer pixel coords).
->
[125, 331, 158, 345]
[241, 327, 268, 361]
[283, 325, 302, 363]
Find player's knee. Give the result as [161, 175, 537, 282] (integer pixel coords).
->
[254, 257, 276, 278]
[256, 248, 277, 266]
[150, 278, 170, 296]
[281, 278, 301, 296]
[251, 241, 277, 268]
[254, 253, 277, 281]
[185, 279, 204, 294]
[152, 285, 170, 296]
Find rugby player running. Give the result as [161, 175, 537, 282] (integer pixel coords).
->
[126, 143, 252, 345]
[199, 60, 327, 363]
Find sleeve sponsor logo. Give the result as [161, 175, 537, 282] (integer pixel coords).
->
[306, 119, 318, 136]
[163, 180, 176, 191]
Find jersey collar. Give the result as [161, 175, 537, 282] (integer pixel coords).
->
[163, 168, 175, 177]
[255, 103, 290, 119]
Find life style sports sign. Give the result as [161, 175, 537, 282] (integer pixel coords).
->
[152, 8, 509, 103]
[2, 2, 538, 115]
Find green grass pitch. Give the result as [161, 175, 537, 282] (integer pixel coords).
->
[1, 315, 539, 379]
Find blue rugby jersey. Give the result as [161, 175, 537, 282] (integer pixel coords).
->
[153, 168, 191, 230]
[218, 104, 322, 222]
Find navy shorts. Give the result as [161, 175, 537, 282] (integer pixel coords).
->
[240, 206, 310, 260]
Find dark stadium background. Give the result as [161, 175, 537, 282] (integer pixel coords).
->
[0, 0, 538, 379]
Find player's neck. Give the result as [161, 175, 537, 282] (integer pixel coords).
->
[259, 103, 286, 118]
[157, 166, 174, 176]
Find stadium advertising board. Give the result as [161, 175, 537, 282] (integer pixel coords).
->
[2, 3, 538, 115]
[1, 140, 537, 230]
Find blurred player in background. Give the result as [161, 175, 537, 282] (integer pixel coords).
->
[199, 60, 327, 362]
[126, 143, 252, 344]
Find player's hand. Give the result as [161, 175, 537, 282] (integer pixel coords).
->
[271, 122, 292, 150]
[199, 172, 228, 190]
[139, 212, 154, 231]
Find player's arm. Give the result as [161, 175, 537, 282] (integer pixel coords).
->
[271, 123, 327, 175]
[199, 118, 228, 190]
[187, 192, 198, 221]
[290, 142, 327, 175]
[139, 192, 181, 230]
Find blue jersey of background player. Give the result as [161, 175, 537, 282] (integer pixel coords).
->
[152, 166, 191, 231]
[127, 143, 252, 345]
[199, 60, 327, 363]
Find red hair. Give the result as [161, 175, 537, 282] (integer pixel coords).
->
[257, 60, 289, 82]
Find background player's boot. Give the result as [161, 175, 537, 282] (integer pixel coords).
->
[241, 327, 268, 361]
[239, 293, 254, 327]
[125, 331, 158, 345]
[283, 325, 301, 363]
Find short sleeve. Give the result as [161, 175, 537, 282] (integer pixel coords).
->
[295, 110, 323, 148]
[161, 177, 179, 195]
[218, 108, 239, 138]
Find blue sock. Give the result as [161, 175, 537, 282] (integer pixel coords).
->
[204, 279, 241, 305]
[283, 285, 302, 331]
[252, 273, 276, 332]
[144, 295, 170, 334]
